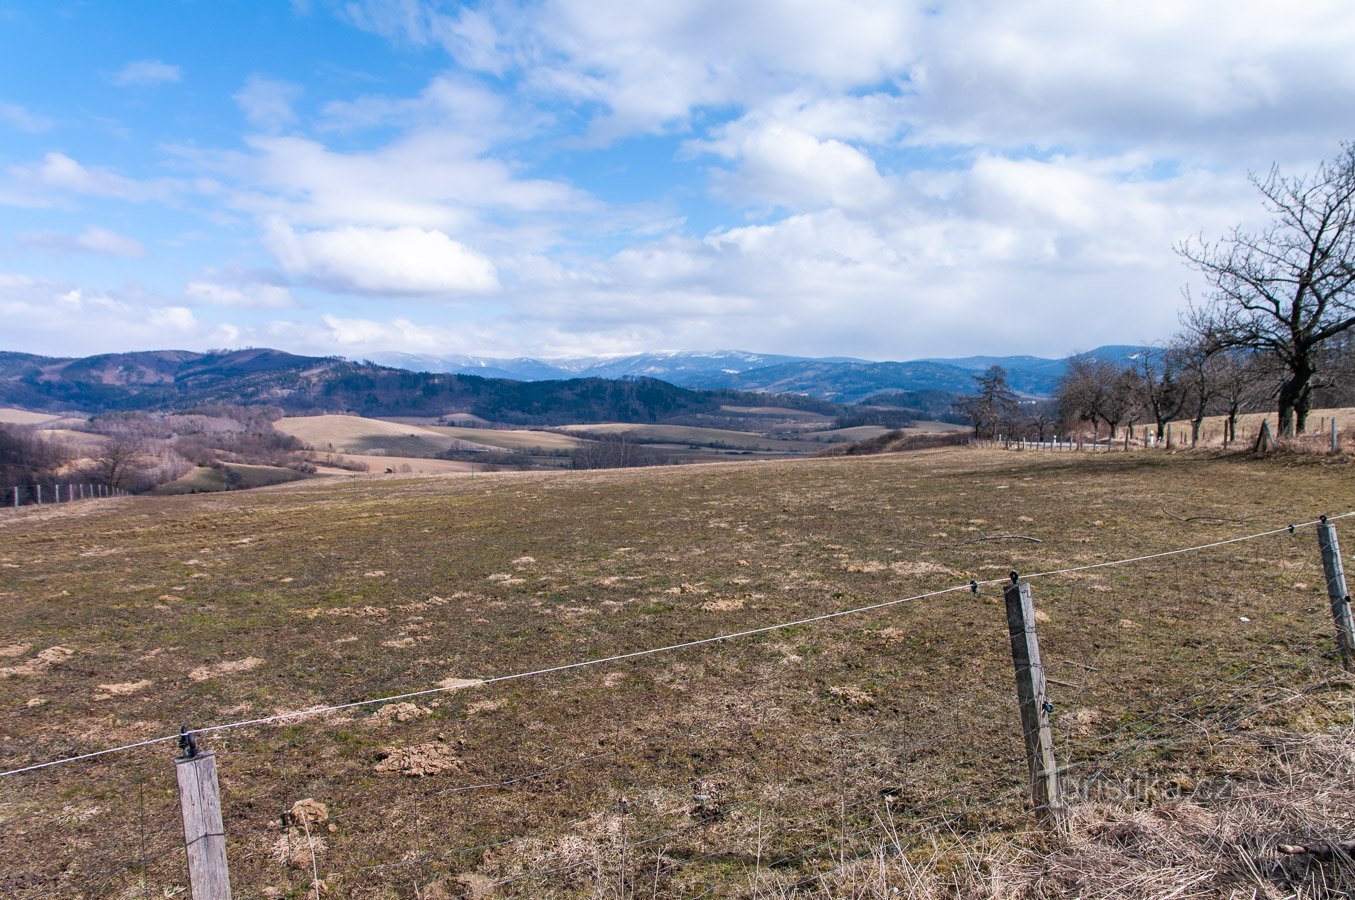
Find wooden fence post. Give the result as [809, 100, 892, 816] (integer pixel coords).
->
[1004, 574, 1063, 823]
[1317, 517, 1355, 670]
[176, 741, 232, 900]
[1332, 420, 1340, 455]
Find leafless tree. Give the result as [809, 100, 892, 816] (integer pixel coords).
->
[1023, 399, 1060, 442]
[1134, 347, 1189, 440]
[87, 432, 152, 490]
[1055, 356, 1138, 439]
[1179, 143, 1355, 435]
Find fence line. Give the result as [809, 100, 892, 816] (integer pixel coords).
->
[4, 481, 127, 508]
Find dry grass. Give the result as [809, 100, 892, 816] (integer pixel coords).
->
[0, 407, 67, 426]
[555, 422, 824, 451]
[784, 719, 1355, 898]
[1165, 405, 1355, 448]
[420, 426, 590, 453]
[1, 447, 1353, 897]
[275, 415, 499, 456]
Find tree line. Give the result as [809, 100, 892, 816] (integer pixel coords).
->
[961, 143, 1355, 443]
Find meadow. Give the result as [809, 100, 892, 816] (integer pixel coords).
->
[1, 446, 1354, 897]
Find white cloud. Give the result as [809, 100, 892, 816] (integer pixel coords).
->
[234, 75, 303, 131]
[5, 152, 182, 203]
[702, 123, 897, 213]
[184, 280, 298, 309]
[110, 59, 182, 88]
[205, 130, 589, 256]
[0, 274, 223, 356]
[19, 226, 147, 257]
[262, 219, 499, 295]
[0, 100, 53, 133]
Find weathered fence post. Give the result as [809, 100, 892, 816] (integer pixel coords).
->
[1317, 517, 1355, 670]
[1004, 573, 1063, 823]
[1332, 420, 1340, 455]
[175, 734, 232, 900]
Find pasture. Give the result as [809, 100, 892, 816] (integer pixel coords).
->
[2, 447, 1354, 896]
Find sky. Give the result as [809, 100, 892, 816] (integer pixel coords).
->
[2, 0, 1354, 363]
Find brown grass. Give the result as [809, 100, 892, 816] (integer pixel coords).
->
[0, 447, 1353, 896]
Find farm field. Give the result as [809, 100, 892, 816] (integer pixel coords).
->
[798, 421, 969, 443]
[419, 425, 590, 453]
[0, 407, 66, 426]
[153, 463, 317, 495]
[276, 415, 499, 457]
[315, 454, 486, 476]
[555, 422, 827, 451]
[2, 448, 1354, 896]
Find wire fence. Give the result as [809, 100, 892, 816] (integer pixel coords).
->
[2, 481, 126, 508]
[1, 512, 1353, 897]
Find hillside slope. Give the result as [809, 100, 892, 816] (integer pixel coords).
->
[0, 348, 838, 424]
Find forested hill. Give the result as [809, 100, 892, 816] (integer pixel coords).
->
[0, 348, 839, 424]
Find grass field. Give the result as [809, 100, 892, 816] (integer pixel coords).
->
[2, 448, 1354, 896]
[556, 422, 825, 451]
[421, 426, 589, 453]
[153, 463, 317, 495]
[717, 405, 835, 421]
[316, 454, 485, 476]
[276, 415, 499, 457]
[0, 407, 66, 426]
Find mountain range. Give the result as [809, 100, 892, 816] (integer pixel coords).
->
[369, 346, 1147, 403]
[0, 345, 1147, 422]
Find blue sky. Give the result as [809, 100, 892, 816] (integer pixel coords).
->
[2, 0, 1354, 362]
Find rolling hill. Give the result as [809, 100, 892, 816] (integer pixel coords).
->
[0, 349, 838, 424]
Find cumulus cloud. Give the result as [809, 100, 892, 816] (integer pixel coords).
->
[184, 280, 297, 309]
[110, 59, 182, 87]
[234, 75, 303, 131]
[19, 226, 147, 257]
[0, 274, 223, 356]
[262, 219, 499, 295]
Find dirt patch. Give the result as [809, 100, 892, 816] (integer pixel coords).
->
[701, 597, 746, 612]
[374, 742, 462, 777]
[467, 698, 506, 716]
[438, 676, 484, 692]
[828, 685, 876, 707]
[93, 679, 152, 700]
[188, 657, 265, 681]
[369, 702, 431, 725]
[0, 646, 74, 678]
[889, 561, 963, 577]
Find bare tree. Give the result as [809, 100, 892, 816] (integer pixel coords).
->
[1055, 356, 1137, 439]
[1179, 143, 1355, 435]
[1134, 347, 1189, 440]
[1023, 399, 1060, 442]
[1206, 350, 1273, 446]
[88, 432, 151, 490]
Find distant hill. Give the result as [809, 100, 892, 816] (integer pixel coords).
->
[370, 346, 1150, 402]
[0, 349, 839, 425]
